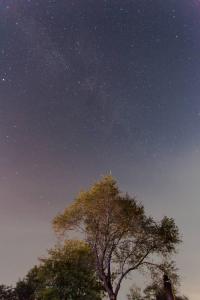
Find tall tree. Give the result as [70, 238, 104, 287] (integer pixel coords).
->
[53, 176, 181, 300]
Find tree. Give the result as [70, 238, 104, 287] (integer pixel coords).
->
[38, 240, 104, 300]
[16, 240, 103, 300]
[127, 274, 189, 300]
[127, 286, 189, 300]
[53, 176, 181, 300]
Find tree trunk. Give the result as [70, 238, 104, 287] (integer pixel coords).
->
[163, 274, 175, 300]
[109, 294, 117, 300]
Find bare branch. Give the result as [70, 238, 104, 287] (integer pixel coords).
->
[114, 248, 152, 296]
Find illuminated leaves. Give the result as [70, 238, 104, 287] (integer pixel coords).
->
[53, 176, 181, 300]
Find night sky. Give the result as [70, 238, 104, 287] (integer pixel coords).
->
[0, 0, 200, 299]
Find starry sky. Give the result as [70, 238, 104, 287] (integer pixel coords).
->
[0, 0, 200, 299]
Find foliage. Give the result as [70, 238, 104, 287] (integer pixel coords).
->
[127, 285, 143, 300]
[15, 266, 43, 300]
[16, 273, 58, 300]
[15, 240, 103, 300]
[0, 284, 17, 300]
[38, 239, 103, 300]
[127, 281, 189, 300]
[36, 288, 59, 300]
[53, 175, 181, 300]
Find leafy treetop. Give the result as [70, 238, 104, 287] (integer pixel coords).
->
[53, 176, 181, 300]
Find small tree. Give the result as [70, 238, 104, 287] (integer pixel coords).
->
[53, 176, 181, 300]
[38, 240, 103, 300]
[127, 284, 189, 300]
[16, 241, 103, 300]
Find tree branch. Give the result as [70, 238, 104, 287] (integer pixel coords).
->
[114, 248, 152, 296]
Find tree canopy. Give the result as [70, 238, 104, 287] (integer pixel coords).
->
[15, 240, 103, 300]
[15, 266, 44, 300]
[53, 176, 181, 300]
[38, 240, 103, 300]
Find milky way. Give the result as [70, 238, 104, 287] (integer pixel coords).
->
[0, 1, 200, 299]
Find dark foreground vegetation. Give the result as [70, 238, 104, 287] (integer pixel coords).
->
[0, 176, 189, 300]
